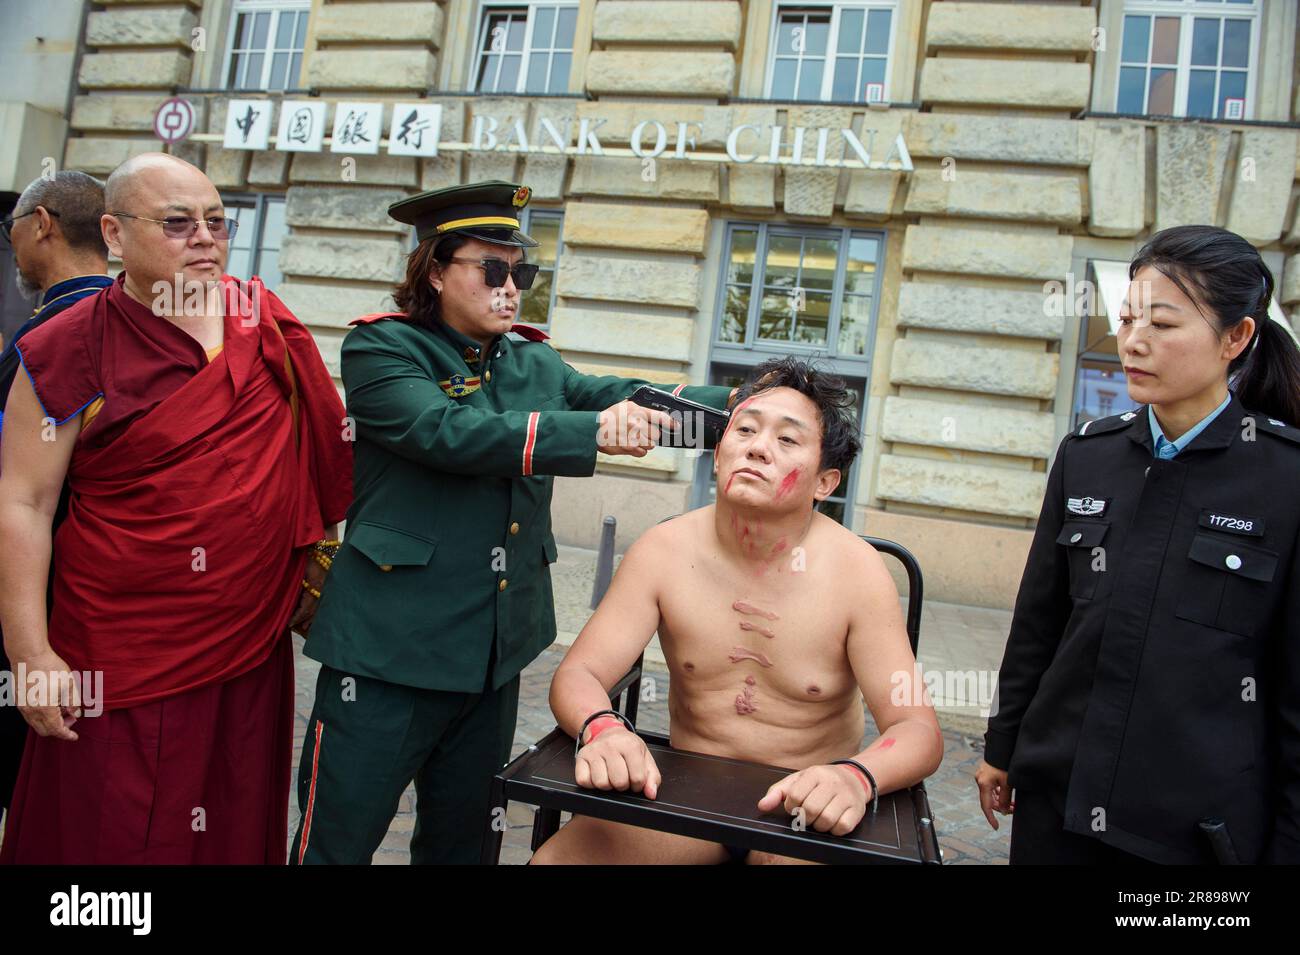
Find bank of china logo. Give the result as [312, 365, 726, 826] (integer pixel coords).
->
[1067, 496, 1106, 516]
[438, 373, 480, 398]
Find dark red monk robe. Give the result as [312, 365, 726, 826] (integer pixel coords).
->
[0, 273, 351, 864]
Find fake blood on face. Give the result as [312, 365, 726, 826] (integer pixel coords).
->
[774, 467, 801, 501]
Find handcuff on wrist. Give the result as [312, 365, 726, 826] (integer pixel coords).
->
[574, 708, 636, 758]
[831, 758, 879, 814]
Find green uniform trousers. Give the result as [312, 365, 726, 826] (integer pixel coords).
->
[290, 661, 520, 865]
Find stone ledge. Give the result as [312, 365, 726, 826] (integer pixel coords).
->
[902, 224, 1073, 282]
[556, 254, 702, 309]
[919, 58, 1091, 110]
[548, 306, 695, 362]
[890, 338, 1059, 399]
[876, 454, 1047, 520]
[277, 280, 396, 329]
[284, 185, 412, 234]
[905, 112, 1092, 167]
[64, 137, 158, 175]
[306, 49, 435, 91]
[593, 1, 741, 49]
[70, 94, 169, 132]
[279, 233, 405, 284]
[897, 282, 1064, 340]
[881, 395, 1056, 459]
[585, 50, 734, 97]
[86, 7, 198, 48]
[926, 3, 1096, 53]
[314, 2, 443, 46]
[79, 51, 190, 90]
[563, 202, 710, 255]
[904, 168, 1081, 225]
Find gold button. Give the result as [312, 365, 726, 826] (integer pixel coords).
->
[380, 564, 393, 572]
[485, 370, 492, 382]
[509, 522, 520, 535]
[499, 578, 508, 591]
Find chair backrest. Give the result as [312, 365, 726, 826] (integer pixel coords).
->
[860, 536, 924, 657]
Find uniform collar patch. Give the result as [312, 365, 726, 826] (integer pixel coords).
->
[439, 374, 481, 398]
[1066, 496, 1107, 517]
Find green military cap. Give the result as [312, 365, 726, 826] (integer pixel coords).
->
[387, 179, 538, 247]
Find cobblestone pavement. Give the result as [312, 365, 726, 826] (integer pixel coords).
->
[288, 642, 1012, 866]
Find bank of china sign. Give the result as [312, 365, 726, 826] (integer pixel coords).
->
[221, 98, 913, 171]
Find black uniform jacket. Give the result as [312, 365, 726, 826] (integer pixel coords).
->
[985, 394, 1300, 863]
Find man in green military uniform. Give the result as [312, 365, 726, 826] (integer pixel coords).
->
[291, 181, 734, 864]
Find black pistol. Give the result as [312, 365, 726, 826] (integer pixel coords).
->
[628, 386, 730, 450]
[1198, 818, 1242, 865]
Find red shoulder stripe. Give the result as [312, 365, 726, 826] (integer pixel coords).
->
[509, 323, 550, 342]
[349, 312, 407, 326]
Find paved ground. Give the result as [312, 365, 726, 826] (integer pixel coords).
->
[288, 544, 1015, 865]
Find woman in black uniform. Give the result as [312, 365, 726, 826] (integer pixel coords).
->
[976, 225, 1300, 864]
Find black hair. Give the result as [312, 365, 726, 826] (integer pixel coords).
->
[392, 233, 469, 328]
[731, 356, 862, 474]
[1130, 224, 1300, 425]
[391, 230, 528, 329]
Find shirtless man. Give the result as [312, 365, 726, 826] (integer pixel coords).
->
[533, 357, 943, 864]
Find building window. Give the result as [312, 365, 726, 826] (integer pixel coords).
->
[1073, 361, 1131, 428]
[692, 222, 884, 527]
[766, 2, 897, 103]
[717, 222, 882, 359]
[223, 0, 311, 92]
[472, 2, 579, 94]
[518, 208, 563, 328]
[223, 195, 287, 289]
[1116, 0, 1260, 119]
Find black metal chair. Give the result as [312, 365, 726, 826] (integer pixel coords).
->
[481, 536, 941, 865]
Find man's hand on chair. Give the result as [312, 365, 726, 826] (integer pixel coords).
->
[575, 724, 662, 800]
[758, 764, 869, 836]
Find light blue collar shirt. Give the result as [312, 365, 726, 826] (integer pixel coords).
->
[1148, 392, 1232, 460]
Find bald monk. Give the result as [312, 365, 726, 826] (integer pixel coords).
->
[535, 357, 943, 864]
[0, 154, 352, 864]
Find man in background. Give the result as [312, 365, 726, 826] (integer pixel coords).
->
[0, 170, 110, 826]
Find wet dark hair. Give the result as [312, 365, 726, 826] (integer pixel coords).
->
[1130, 225, 1300, 425]
[730, 356, 861, 474]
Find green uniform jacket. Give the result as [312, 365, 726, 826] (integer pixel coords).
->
[303, 314, 732, 692]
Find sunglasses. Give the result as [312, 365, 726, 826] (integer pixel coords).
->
[447, 256, 539, 290]
[1, 208, 59, 243]
[111, 212, 239, 241]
